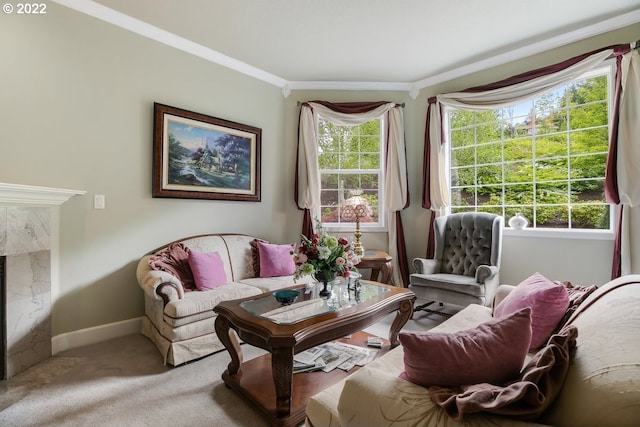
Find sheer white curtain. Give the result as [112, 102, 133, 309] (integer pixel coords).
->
[609, 47, 640, 276]
[296, 104, 322, 212]
[615, 49, 640, 207]
[296, 101, 410, 286]
[384, 107, 409, 286]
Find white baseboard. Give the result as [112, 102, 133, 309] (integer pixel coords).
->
[52, 317, 143, 355]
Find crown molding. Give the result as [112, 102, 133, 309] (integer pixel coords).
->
[0, 183, 86, 206]
[51, 0, 288, 88]
[284, 81, 415, 98]
[52, 1, 640, 99]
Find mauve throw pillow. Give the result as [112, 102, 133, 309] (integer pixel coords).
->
[188, 251, 228, 291]
[250, 238, 267, 276]
[494, 272, 570, 351]
[399, 307, 532, 387]
[257, 241, 296, 277]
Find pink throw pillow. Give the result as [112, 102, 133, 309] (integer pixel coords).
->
[399, 307, 532, 387]
[188, 251, 227, 291]
[494, 272, 570, 351]
[257, 241, 296, 277]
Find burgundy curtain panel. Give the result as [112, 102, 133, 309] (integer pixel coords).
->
[423, 97, 441, 258]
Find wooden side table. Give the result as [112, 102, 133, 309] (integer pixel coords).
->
[358, 249, 393, 285]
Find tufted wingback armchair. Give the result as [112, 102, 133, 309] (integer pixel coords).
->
[410, 212, 504, 314]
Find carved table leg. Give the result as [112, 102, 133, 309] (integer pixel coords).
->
[214, 315, 243, 375]
[389, 298, 415, 347]
[271, 346, 294, 417]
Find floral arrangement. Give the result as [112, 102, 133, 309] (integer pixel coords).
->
[292, 219, 360, 281]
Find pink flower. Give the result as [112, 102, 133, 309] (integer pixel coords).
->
[291, 217, 359, 281]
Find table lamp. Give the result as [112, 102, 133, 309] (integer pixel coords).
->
[341, 194, 372, 257]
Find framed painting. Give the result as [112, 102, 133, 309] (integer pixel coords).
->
[153, 103, 261, 201]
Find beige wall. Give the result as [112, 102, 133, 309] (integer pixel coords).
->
[1, 4, 297, 335]
[2, 4, 638, 337]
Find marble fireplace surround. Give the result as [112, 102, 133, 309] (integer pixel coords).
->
[0, 183, 85, 379]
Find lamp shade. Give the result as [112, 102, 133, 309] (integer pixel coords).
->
[342, 195, 372, 220]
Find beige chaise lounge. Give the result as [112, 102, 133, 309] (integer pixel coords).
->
[306, 274, 640, 427]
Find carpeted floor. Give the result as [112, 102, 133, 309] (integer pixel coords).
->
[0, 307, 456, 427]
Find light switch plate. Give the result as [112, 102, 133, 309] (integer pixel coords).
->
[94, 194, 105, 209]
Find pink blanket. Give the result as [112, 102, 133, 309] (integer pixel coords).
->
[552, 280, 597, 335]
[148, 243, 196, 291]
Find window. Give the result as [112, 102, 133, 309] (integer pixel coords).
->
[317, 116, 384, 230]
[447, 65, 614, 231]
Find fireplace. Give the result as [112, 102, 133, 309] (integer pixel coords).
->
[0, 183, 85, 379]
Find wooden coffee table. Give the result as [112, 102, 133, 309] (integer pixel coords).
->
[214, 279, 415, 427]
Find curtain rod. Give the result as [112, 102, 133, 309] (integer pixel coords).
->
[296, 101, 405, 108]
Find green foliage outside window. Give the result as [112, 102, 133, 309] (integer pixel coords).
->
[318, 118, 382, 225]
[449, 73, 610, 229]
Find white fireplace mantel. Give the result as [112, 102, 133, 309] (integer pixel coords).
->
[0, 182, 86, 205]
[1, 182, 86, 378]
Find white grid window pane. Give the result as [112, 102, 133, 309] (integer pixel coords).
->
[447, 68, 613, 231]
[317, 117, 384, 228]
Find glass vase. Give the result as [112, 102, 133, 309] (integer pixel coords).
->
[314, 270, 337, 297]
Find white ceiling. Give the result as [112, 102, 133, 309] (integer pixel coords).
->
[55, 0, 640, 96]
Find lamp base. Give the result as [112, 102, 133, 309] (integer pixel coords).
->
[353, 219, 364, 257]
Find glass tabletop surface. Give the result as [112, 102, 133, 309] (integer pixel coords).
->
[240, 278, 390, 325]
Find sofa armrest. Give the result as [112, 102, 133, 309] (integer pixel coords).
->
[337, 367, 545, 426]
[136, 255, 185, 304]
[475, 265, 499, 284]
[493, 284, 516, 311]
[412, 257, 440, 275]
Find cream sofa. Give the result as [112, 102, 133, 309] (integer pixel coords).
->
[306, 274, 640, 427]
[136, 234, 312, 366]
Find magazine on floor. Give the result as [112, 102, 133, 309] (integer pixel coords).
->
[293, 341, 379, 374]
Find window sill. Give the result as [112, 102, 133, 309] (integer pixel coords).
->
[504, 228, 614, 240]
[325, 225, 388, 234]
